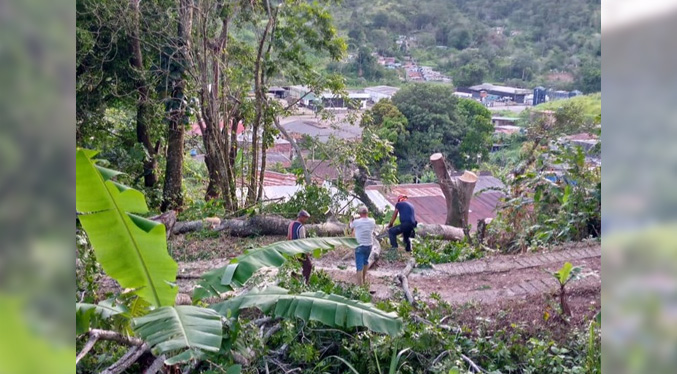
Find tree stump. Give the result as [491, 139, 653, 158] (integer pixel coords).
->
[429, 153, 478, 227]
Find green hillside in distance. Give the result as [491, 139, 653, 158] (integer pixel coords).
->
[329, 0, 601, 92]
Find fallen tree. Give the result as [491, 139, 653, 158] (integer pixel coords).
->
[172, 214, 466, 241]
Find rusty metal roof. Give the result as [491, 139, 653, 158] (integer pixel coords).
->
[366, 176, 505, 225]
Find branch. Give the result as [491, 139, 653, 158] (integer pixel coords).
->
[461, 354, 487, 373]
[101, 344, 149, 374]
[397, 258, 416, 305]
[88, 329, 145, 346]
[75, 334, 99, 365]
[273, 116, 312, 184]
[143, 355, 166, 374]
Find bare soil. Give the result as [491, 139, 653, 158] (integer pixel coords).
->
[97, 236, 601, 332]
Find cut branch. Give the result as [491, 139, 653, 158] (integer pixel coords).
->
[461, 354, 487, 373]
[143, 355, 166, 374]
[396, 258, 416, 304]
[101, 344, 149, 374]
[75, 334, 99, 365]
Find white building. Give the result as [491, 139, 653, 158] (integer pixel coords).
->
[364, 86, 400, 103]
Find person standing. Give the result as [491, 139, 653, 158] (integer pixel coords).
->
[387, 195, 417, 252]
[288, 209, 312, 283]
[350, 206, 376, 286]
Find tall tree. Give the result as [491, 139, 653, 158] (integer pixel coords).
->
[160, 0, 193, 211]
[129, 0, 158, 187]
[390, 84, 493, 175]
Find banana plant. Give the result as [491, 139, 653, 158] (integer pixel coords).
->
[76, 149, 401, 368]
[193, 237, 359, 301]
[76, 149, 178, 307]
[550, 262, 583, 316]
[211, 286, 403, 336]
[76, 149, 223, 364]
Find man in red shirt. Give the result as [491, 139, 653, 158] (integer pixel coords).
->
[288, 209, 312, 283]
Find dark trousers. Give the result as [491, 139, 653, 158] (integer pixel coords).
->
[389, 222, 415, 252]
[299, 254, 312, 284]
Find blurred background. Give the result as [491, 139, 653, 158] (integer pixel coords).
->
[0, 0, 74, 372]
[602, 1, 677, 373]
[0, 0, 675, 372]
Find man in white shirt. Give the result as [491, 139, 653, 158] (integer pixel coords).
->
[349, 205, 376, 286]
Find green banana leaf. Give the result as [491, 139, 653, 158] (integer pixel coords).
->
[76, 300, 128, 334]
[193, 237, 358, 301]
[211, 286, 403, 336]
[133, 305, 223, 365]
[76, 149, 178, 307]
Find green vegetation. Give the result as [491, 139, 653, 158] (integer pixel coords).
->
[76, 1, 601, 372]
[370, 84, 495, 176]
[413, 238, 483, 268]
[331, 0, 601, 90]
[533, 93, 602, 120]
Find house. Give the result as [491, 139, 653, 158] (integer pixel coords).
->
[268, 86, 288, 98]
[287, 85, 317, 106]
[364, 86, 400, 103]
[306, 160, 354, 183]
[365, 173, 505, 227]
[491, 116, 520, 127]
[317, 92, 370, 110]
[561, 133, 600, 154]
[468, 83, 531, 104]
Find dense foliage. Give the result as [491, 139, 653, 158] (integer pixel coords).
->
[487, 100, 601, 252]
[385, 84, 493, 175]
[331, 0, 601, 91]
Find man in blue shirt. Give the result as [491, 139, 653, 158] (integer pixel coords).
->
[387, 195, 417, 252]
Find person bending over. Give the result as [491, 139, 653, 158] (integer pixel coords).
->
[387, 195, 417, 252]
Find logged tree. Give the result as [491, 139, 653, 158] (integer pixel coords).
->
[430, 153, 477, 227]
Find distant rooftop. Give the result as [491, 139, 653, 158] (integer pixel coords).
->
[365, 174, 505, 226]
[469, 83, 531, 95]
[364, 85, 400, 96]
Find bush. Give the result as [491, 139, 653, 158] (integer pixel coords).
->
[413, 237, 483, 268]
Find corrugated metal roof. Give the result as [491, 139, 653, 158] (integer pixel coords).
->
[366, 176, 505, 225]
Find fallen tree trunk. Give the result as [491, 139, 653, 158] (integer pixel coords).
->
[172, 215, 465, 241]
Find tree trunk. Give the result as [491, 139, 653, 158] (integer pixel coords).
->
[162, 123, 185, 211]
[129, 0, 157, 187]
[161, 0, 193, 211]
[173, 215, 465, 240]
[353, 166, 383, 220]
[430, 153, 478, 227]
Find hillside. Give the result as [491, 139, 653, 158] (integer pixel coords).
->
[330, 0, 601, 91]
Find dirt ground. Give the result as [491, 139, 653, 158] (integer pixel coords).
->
[97, 236, 601, 332]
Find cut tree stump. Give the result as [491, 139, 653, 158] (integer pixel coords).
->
[430, 153, 478, 227]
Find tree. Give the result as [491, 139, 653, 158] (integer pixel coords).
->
[354, 46, 381, 80]
[391, 84, 491, 175]
[359, 99, 408, 144]
[453, 63, 487, 88]
[577, 64, 601, 93]
[457, 98, 494, 168]
[430, 153, 477, 227]
[160, 0, 193, 212]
